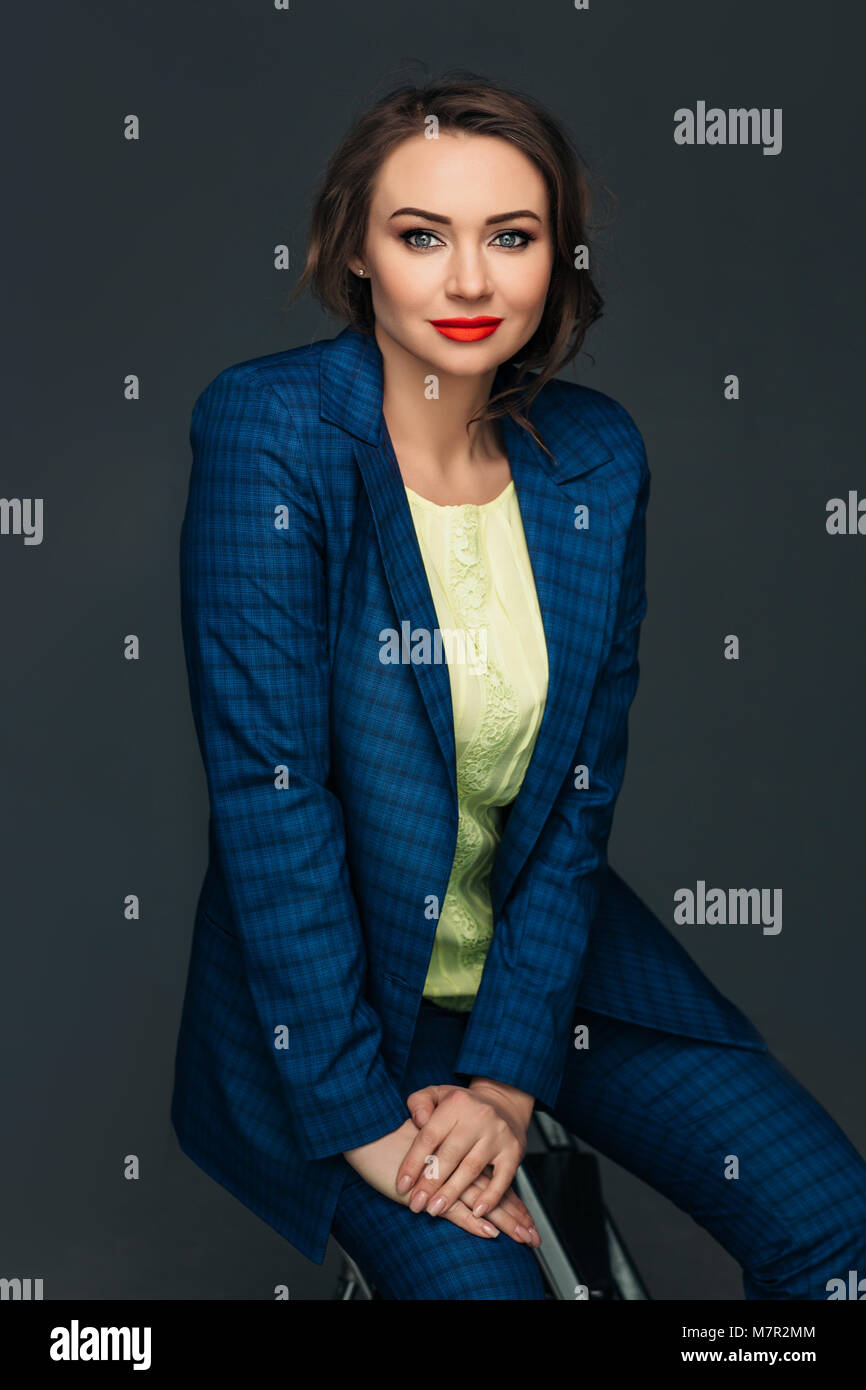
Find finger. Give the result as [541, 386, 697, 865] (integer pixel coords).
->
[441, 1197, 500, 1241]
[425, 1141, 494, 1218]
[407, 1128, 490, 1211]
[404, 1085, 451, 1127]
[460, 1174, 536, 1233]
[471, 1197, 541, 1246]
[395, 1112, 455, 1200]
[468, 1148, 523, 1220]
[449, 1176, 539, 1246]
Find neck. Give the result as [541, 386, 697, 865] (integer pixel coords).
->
[375, 320, 505, 477]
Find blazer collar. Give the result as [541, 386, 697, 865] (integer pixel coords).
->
[319, 324, 615, 918]
[320, 323, 613, 482]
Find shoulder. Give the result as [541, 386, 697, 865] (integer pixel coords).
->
[537, 376, 648, 473]
[526, 375, 650, 521]
[190, 337, 326, 423]
[186, 341, 331, 496]
[185, 343, 333, 509]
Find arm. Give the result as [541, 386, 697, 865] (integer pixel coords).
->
[180, 367, 408, 1161]
[451, 420, 651, 1108]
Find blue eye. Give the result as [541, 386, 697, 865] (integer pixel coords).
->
[399, 228, 535, 251]
[400, 229, 444, 250]
[491, 230, 534, 248]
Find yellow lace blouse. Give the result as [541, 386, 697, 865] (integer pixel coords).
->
[404, 478, 549, 1010]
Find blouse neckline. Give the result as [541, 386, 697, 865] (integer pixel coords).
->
[404, 479, 515, 513]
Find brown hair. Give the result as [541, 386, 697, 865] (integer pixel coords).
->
[286, 72, 614, 454]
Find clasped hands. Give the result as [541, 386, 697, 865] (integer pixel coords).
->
[343, 1077, 541, 1247]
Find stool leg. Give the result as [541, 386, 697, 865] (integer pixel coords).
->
[331, 1245, 377, 1300]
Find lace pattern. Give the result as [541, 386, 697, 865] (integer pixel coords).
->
[446, 509, 522, 970]
[405, 483, 548, 1000]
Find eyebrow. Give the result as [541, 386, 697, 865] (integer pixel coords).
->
[388, 207, 542, 226]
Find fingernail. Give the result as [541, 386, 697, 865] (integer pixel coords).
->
[428, 1195, 446, 1215]
[481, 1222, 499, 1237]
[515, 1224, 531, 1241]
[473, 1201, 489, 1218]
[397, 1174, 412, 1193]
[410, 1190, 428, 1212]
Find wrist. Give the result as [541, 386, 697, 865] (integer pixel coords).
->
[469, 1075, 535, 1126]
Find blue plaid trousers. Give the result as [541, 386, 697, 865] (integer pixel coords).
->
[331, 999, 866, 1300]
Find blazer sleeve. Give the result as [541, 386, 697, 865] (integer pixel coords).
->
[180, 366, 409, 1161]
[451, 414, 651, 1109]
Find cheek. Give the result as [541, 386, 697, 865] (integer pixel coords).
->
[374, 250, 435, 309]
[504, 254, 554, 310]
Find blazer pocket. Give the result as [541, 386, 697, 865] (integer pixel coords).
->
[373, 965, 413, 990]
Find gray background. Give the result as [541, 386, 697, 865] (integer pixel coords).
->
[3, 0, 863, 1299]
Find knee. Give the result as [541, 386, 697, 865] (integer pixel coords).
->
[409, 1235, 548, 1301]
[743, 1170, 866, 1301]
[335, 1192, 548, 1299]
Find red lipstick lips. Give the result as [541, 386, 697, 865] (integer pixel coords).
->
[430, 316, 503, 342]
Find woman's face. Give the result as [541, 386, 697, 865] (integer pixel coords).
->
[354, 131, 555, 377]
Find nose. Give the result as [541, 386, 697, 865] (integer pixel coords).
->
[445, 242, 492, 302]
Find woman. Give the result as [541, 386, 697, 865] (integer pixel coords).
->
[171, 75, 866, 1299]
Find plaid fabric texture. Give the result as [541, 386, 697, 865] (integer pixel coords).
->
[172, 325, 770, 1266]
[331, 1000, 866, 1299]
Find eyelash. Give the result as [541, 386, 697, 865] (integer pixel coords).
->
[398, 227, 536, 252]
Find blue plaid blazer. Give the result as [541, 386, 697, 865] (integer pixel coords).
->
[171, 324, 766, 1265]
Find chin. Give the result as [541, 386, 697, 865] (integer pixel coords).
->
[420, 336, 514, 374]
[432, 352, 502, 378]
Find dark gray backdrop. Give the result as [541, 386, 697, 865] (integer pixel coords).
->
[3, 0, 863, 1300]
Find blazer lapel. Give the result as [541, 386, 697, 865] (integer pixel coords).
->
[319, 325, 615, 916]
[354, 427, 461, 803]
[488, 413, 612, 916]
